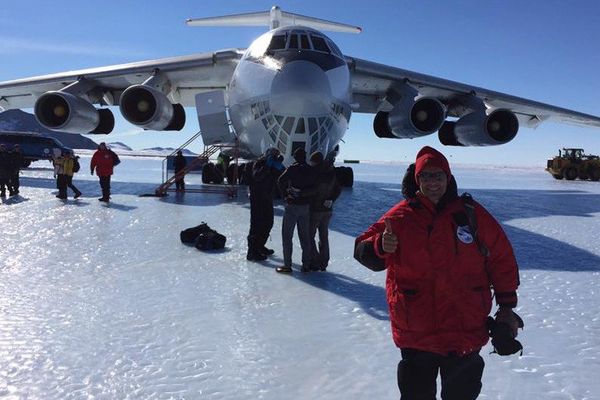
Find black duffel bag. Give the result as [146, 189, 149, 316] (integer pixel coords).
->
[195, 230, 226, 251]
[180, 222, 227, 251]
[180, 222, 212, 244]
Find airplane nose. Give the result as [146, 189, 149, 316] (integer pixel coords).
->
[270, 60, 331, 115]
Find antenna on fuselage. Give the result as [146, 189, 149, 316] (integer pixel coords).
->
[185, 5, 362, 33]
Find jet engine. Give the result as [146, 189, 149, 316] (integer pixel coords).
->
[119, 85, 185, 131]
[34, 91, 114, 134]
[374, 97, 446, 139]
[438, 109, 519, 146]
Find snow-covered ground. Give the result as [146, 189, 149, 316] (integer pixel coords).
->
[1, 158, 599, 399]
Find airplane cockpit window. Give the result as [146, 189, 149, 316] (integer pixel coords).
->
[300, 34, 310, 50]
[267, 34, 287, 52]
[310, 35, 329, 53]
[325, 38, 343, 58]
[288, 34, 299, 49]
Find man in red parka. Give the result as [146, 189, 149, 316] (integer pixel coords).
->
[90, 142, 117, 202]
[354, 146, 520, 400]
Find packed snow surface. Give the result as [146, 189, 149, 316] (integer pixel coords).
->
[1, 158, 599, 399]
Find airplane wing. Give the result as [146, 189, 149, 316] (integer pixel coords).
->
[347, 56, 600, 129]
[0, 49, 244, 110]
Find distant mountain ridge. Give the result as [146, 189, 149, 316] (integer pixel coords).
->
[0, 109, 98, 150]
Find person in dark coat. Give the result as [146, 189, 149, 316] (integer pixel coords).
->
[0, 144, 10, 197]
[173, 150, 187, 192]
[307, 151, 341, 271]
[276, 147, 316, 273]
[354, 146, 521, 400]
[7, 144, 24, 195]
[246, 148, 284, 261]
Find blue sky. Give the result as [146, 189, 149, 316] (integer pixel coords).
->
[1, 0, 599, 165]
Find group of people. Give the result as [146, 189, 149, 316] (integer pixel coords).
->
[244, 144, 521, 398]
[51, 142, 119, 202]
[0, 143, 24, 197]
[245, 147, 341, 274]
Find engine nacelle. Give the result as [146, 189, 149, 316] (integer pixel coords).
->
[34, 92, 114, 134]
[119, 85, 185, 131]
[439, 109, 519, 146]
[374, 97, 446, 139]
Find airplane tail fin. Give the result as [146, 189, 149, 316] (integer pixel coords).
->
[186, 6, 361, 33]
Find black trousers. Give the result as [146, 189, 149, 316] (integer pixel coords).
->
[397, 349, 484, 400]
[175, 177, 185, 191]
[57, 174, 68, 198]
[248, 195, 274, 250]
[66, 175, 81, 196]
[99, 176, 111, 199]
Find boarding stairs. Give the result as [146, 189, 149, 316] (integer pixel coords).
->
[154, 131, 240, 197]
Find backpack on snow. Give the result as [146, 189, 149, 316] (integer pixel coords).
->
[180, 222, 226, 251]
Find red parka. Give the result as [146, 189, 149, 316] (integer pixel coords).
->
[90, 149, 114, 177]
[355, 193, 519, 356]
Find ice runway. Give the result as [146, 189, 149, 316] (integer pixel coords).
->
[1, 158, 599, 399]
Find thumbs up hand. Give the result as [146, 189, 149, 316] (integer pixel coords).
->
[382, 218, 398, 253]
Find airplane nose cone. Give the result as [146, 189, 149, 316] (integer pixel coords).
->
[270, 60, 331, 115]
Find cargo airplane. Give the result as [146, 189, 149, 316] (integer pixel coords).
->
[1, 6, 600, 168]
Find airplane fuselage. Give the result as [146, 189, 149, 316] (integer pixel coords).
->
[227, 26, 351, 163]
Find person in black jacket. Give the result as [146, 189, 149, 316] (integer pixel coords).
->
[246, 148, 284, 261]
[276, 147, 316, 273]
[0, 144, 10, 197]
[307, 151, 341, 271]
[173, 150, 187, 192]
[8, 144, 24, 196]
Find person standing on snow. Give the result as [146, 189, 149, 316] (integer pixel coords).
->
[276, 147, 316, 273]
[90, 142, 118, 202]
[307, 151, 341, 271]
[173, 150, 187, 192]
[246, 147, 284, 261]
[354, 146, 521, 399]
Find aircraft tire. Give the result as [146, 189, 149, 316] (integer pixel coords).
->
[202, 163, 213, 184]
[226, 164, 238, 185]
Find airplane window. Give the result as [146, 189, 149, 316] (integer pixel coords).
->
[311, 133, 319, 147]
[288, 34, 299, 49]
[280, 130, 288, 145]
[262, 118, 270, 130]
[269, 129, 277, 142]
[295, 118, 306, 133]
[326, 38, 343, 57]
[300, 34, 310, 50]
[283, 117, 295, 134]
[277, 141, 286, 153]
[291, 141, 305, 156]
[308, 118, 318, 134]
[318, 117, 326, 126]
[275, 115, 284, 125]
[310, 35, 329, 53]
[268, 35, 287, 52]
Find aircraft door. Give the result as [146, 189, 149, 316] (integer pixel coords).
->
[195, 90, 236, 145]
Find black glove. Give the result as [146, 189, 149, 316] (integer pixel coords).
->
[486, 311, 524, 356]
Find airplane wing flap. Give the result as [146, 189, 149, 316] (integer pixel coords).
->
[348, 56, 600, 128]
[0, 49, 243, 109]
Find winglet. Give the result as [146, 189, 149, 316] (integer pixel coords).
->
[186, 5, 362, 33]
